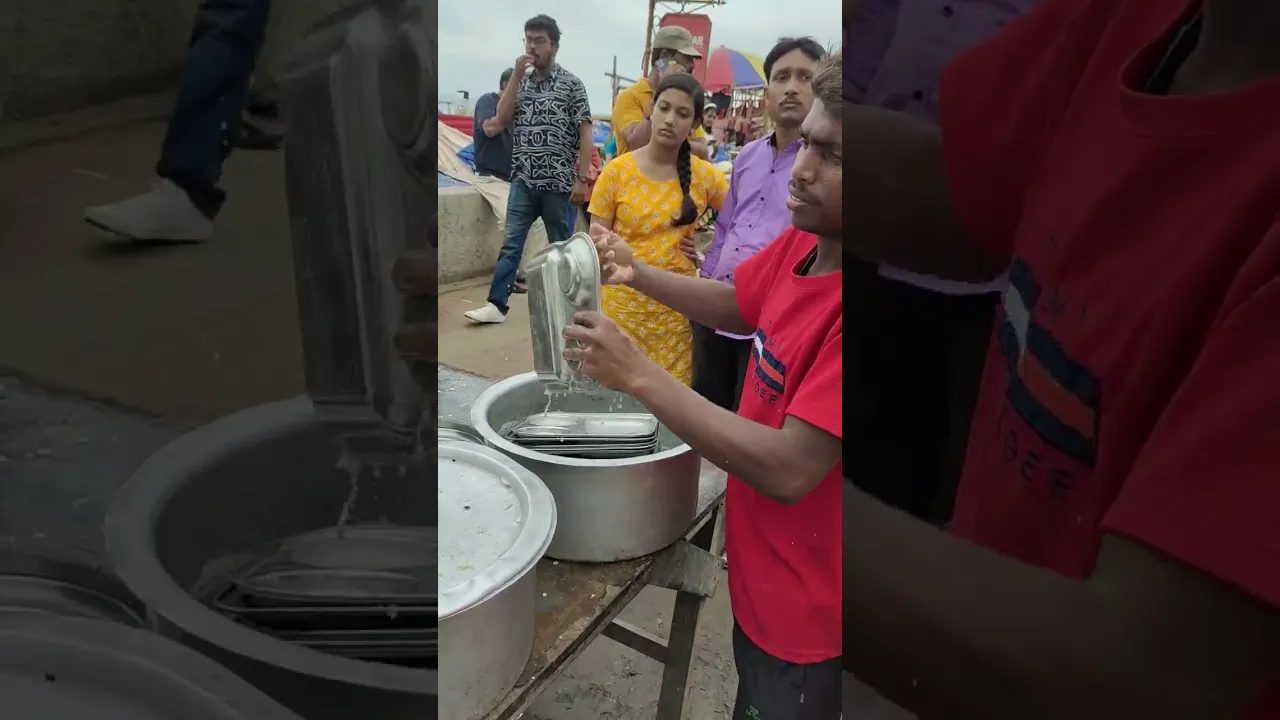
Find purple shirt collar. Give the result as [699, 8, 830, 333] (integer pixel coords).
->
[847, 0, 1032, 295]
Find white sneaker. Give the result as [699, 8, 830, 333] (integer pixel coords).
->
[464, 303, 507, 324]
[84, 178, 214, 243]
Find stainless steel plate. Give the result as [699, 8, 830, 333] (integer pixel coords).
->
[438, 417, 484, 445]
[527, 445, 658, 460]
[521, 441, 657, 451]
[509, 412, 658, 440]
[508, 435, 657, 447]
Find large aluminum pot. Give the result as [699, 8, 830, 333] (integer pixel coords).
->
[438, 441, 556, 720]
[103, 398, 432, 720]
[470, 372, 700, 562]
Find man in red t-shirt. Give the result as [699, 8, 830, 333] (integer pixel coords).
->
[563, 54, 844, 719]
[843, 0, 1280, 717]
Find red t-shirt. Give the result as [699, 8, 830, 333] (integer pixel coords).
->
[941, 0, 1280, 714]
[727, 227, 843, 663]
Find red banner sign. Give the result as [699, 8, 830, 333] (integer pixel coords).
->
[658, 13, 713, 85]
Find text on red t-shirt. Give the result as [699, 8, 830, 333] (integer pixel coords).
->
[940, 0, 1280, 715]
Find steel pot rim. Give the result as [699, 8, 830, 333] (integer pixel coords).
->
[438, 416, 484, 445]
[437, 441, 556, 620]
[103, 397, 433, 695]
[0, 614, 306, 719]
[470, 372, 693, 468]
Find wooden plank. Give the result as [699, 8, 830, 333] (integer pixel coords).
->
[655, 591, 706, 719]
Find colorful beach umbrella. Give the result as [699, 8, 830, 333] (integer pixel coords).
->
[702, 46, 767, 93]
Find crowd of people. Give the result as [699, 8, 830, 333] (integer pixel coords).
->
[117, 0, 1280, 716]
[445, 0, 1280, 716]
[122, 0, 1280, 715]
[458, 13, 845, 718]
[573, 47, 844, 717]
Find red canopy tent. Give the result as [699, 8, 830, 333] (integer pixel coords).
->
[438, 113, 472, 137]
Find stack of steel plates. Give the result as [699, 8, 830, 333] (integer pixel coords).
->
[213, 526, 434, 668]
[502, 412, 659, 459]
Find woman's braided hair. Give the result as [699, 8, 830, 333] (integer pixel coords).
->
[652, 72, 706, 227]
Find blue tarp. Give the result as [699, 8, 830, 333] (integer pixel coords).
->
[592, 120, 612, 146]
[456, 143, 476, 170]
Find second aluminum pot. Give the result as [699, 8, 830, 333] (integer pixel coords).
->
[470, 372, 700, 562]
[438, 441, 556, 720]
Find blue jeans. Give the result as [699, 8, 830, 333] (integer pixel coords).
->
[487, 180, 574, 314]
[156, 0, 273, 219]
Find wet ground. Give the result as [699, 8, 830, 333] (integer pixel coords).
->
[0, 377, 174, 554]
[0, 97, 303, 425]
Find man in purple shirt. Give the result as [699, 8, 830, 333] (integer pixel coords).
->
[693, 36, 827, 411]
[843, 0, 1037, 528]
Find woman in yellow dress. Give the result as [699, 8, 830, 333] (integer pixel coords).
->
[587, 73, 729, 384]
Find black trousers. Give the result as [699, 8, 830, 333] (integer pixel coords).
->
[844, 259, 999, 524]
[733, 622, 842, 719]
[692, 322, 753, 412]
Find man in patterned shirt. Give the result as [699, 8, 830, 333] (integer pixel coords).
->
[466, 14, 594, 325]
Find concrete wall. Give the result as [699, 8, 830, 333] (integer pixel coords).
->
[0, 0, 198, 120]
[0, 0, 348, 121]
[437, 186, 504, 285]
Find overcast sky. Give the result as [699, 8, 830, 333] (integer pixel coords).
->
[438, 0, 841, 115]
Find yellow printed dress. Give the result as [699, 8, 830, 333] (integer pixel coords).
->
[587, 153, 729, 384]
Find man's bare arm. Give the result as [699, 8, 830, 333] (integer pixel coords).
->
[845, 484, 1280, 718]
[577, 121, 593, 177]
[620, 120, 651, 152]
[689, 139, 711, 160]
[845, 103, 1004, 281]
[607, 252, 749, 334]
[629, 376, 838, 504]
[491, 75, 520, 129]
[588, 220, 741, 331]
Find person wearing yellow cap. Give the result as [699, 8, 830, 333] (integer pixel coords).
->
[611, 26, 712, 160]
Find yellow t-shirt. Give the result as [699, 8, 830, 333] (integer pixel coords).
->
[611, 77, 707, 156]
[588, 153, 728, 275]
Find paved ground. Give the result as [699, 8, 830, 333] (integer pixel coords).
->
[0, 376, 175, 554]
[439, 279, 535, 380]
[0, 109, 303, 426]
